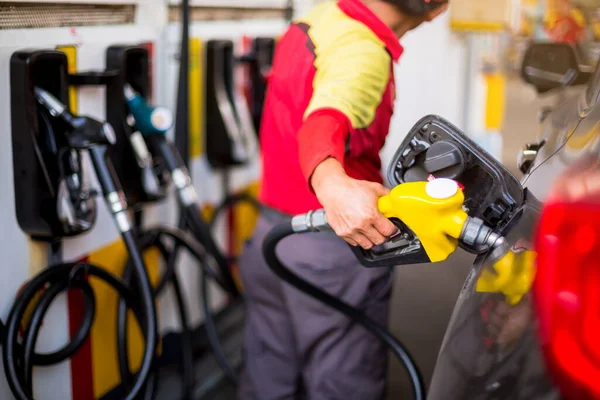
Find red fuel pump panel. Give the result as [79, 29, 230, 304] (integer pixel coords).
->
[534, 180, 600, 399]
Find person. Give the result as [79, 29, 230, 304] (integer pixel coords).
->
[239, 1, 448, 399]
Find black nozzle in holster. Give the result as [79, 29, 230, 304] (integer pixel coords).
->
[237, 37, 275, 134]
[10, 49, 98, 239]
[206, 39, 258, 169]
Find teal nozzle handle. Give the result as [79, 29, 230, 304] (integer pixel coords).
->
[124, 84, 173, 135]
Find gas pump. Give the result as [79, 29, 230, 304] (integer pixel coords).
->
[205, 39, 259, 169]
[10, 50, 98, 239]
[7, 49, 158, 400]
[238, 37, 276, 134]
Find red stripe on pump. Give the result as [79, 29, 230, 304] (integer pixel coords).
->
[141, 41, 154, 102]
[68, 256, 94, 400]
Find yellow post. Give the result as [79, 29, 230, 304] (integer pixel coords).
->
[484, 72, 507, 131]
[189, 38, 204, 159]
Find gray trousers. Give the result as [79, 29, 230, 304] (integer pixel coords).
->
[238, 213, 393, 400]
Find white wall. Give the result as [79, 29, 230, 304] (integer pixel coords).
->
[383, 11, 470, 171]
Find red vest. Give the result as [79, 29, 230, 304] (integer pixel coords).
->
[259, 0, 403, 215]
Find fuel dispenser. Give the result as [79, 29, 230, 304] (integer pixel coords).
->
[204, 38, 272, 278]
[7, 48, 158, 400]
[6, 2, 257, 398]
[238, 37, 275, 134]
[118, 52, 245, 387]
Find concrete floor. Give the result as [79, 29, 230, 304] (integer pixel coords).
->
[385, 77, 546, 398]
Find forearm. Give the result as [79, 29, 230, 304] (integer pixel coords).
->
[310, 157, 348, 199]
[297, 110, 350, 190]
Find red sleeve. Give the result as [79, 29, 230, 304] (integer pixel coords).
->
[297, 108, 350, 189]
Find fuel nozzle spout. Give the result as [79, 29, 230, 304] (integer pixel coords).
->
[460, 216, 502, 254]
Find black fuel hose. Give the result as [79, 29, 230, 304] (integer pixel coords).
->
[21, 278, 96, 392]
[2, 263, 147, 400]
[0, 278, 96, 396]
[89, 146, 158, 400]
[200, 263, 239, 385]
[206, 192, 262, 269]
[115, 265, 160, 400]
[208, 192, 262, 230]
[22, 279, 95, 367]
[116, 225, 239, 396]
[262, 222, 426, 400]
[116, 228, 196, 398]
[152, 231, 238, 387]
[147, 227, 235, 385]
[152, 137, 240, 299]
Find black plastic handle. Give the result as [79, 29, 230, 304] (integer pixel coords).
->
[350, 219, 431, 268]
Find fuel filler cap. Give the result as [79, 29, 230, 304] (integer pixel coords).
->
[426, 178, 459, 199]
[423, 140, 465, 179]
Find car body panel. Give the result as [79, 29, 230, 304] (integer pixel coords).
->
[428, 58, 600, 400]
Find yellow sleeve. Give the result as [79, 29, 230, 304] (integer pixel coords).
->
[303, 31, 392, 130]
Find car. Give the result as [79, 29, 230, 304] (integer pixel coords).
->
[388, 42, 600, 400]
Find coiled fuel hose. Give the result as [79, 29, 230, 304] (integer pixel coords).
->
[0, 213, 248, 400]
[2, 263, 148, 400]
[262, 218, 426, 400]
[117, 225, 238, 398]
[1, 147, 157, 400]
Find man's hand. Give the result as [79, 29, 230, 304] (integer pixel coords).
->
[311, 158, 397, 249]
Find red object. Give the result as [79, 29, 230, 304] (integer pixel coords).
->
[297, 110, 350, 188]
[258, 0, 402, 215]
[534, 198, 600, 399]
[547, 16, 584, 46]
[426, 175, 465, 190]
[68, 257, 94, 400]
[240, 36, 253, 110]
[141, 42, 154, 102]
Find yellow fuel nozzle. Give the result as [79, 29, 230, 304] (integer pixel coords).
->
[377, 179, 499, 262]
[476, 242, 537, 306]
[293, 179, 501, 267]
